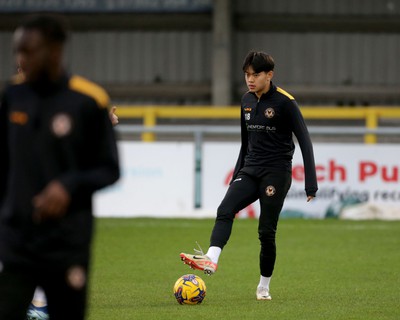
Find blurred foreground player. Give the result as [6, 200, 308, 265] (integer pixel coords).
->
[15, 60, 119, 320]
[0, 15, 120, 319]
[180, 51, 318, 300]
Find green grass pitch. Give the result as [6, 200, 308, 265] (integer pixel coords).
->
[87, 218, 400, 320]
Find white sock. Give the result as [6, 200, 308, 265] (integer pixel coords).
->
[206, 246, 222, 264]
[32, 287, 47, 306]
[258, 275, 271, 290]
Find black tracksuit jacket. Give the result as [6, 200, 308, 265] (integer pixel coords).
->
[232, 83, 318, 197]
[0, 73, 120, 269]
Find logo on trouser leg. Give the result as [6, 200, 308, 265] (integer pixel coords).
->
[265, 185, 276, 196]
[66, 265, 86, 290]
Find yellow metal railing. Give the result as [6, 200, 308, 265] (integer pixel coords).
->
[116, 106, 400, 143]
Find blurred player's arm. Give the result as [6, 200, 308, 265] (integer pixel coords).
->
[34, 99, 120, 221]
[57, 100, 120, 198]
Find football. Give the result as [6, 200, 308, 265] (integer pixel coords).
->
[173, 274, 206, 305]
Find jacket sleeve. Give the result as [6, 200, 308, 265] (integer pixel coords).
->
[286, 100, 318, 197]
[0, 91, 9, 205]
[230, 107, 248, 184]
[58, 99, 120, 196]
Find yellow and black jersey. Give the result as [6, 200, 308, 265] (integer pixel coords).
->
[0, 73, 119, 267]
[232, 82, 318, 197]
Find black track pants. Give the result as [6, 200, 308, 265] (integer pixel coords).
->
[210, 168, 292, 277]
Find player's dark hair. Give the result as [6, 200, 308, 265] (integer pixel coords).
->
[20, 14, 68, 44]
[242, 51, 274, 73]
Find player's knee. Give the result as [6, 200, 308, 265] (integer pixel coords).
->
[216, 204, 236, 221]
[258, 228, 276, 244]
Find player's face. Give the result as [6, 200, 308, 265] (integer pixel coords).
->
[244, 66, 273, 97]
[13, 28, 51, 82]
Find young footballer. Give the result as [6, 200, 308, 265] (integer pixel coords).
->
[180, 51, 318, 300]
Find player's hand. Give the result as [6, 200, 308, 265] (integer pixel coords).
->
[307, 196, 314, 202]
[109, 106, 119, 126]
[32, 180, 71, 222]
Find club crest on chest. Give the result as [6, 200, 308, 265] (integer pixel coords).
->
[51, 113, 73, 137]
[265, 108, 275, 118]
